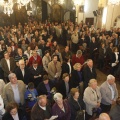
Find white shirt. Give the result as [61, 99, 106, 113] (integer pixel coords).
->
[12, 113, 19, 120]
[21, 69, 25, 77]
[108, 82, 115, 100]
[39, 105, 46, 110]
[6, 59, 10, 71]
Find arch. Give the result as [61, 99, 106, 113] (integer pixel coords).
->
[114, 15, 120, 27]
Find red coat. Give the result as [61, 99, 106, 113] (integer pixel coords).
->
[72, 54, 84, 65]
[28, 55, 42, 66]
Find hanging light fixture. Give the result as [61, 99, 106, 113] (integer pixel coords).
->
[4, 0, 14, 16]
[108, 0, 120, 5]
[17, 0, 33, 10]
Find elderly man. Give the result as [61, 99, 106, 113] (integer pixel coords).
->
[99, 113, 111, 120]
[15, 59, 31, 85]
[3, 73, 26, 106]
[1, 51, 16, 83]
[28, 50, 42, 66]
[31, 95, 51, 120]
[100, 74, 118, 113]
[48, 55, 61, 85]
[82, 59, 97, 89]
[72, 50, 85, 66]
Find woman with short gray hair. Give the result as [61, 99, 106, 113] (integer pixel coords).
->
[52, 93, 71, 120]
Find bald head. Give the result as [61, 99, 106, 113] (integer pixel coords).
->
[99, 113, 110, 120]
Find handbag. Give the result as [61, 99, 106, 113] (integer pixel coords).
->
[75, 110, 84, 120]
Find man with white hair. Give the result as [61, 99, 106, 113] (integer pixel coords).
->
[100, 74, 118, 113]
[15, 59, 31, 85]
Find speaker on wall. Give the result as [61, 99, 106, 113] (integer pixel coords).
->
[93, 11, 97, 16]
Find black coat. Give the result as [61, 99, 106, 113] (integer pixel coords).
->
[15, 67, 31, 84]
[82, 65, 97, 89]
[111, 52, 120, 64]
[71, 70, 83, 88]
[61, 62, 72, 75]
[37, 81, 53, 96]
[58, 80, 72, 99]
[2, 109, 27, 120]
[68, 96, 85, 120]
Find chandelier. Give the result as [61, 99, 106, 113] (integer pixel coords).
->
[1, 0, 34, 16]
[72, 0, 84, 6]
[108, 0, 120, 5]
[17, 0, 33, 10]
[4, 0, 13, 16]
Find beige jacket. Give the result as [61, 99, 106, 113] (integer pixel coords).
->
[48, 61, 61, 80]
[3, 80, 26, 106]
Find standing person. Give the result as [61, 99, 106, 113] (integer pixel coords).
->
[98, 43, 106, 70]
[28, 50, 42, 66]
[29, 60, 43, 88]
[71, 63, 84, 94]
[72, 50, 84, 66]
[68, 88, 85, 120]
[83, 79, 101, 120]
[52, 93, 71, 120]
[82, 59, 97, 89]
[42, 50, 51, 73]
[1, 51, 16, 83]
[48, 55, 61, 85]
[15, 59, 31, 85]
[109, 97, 120, 120]
[58, 73, 71, 99]
[3, 73, 26, 107]
[71, 30, 79, 53]
[31, 95, 52, 120]
[2, 102, 27, 120]
[110, 47, 120, 75]
[15, 48, 28, 67]
[100, 74, 118, 113]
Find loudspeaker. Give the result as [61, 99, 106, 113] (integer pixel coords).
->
[93, 11, 97, 16]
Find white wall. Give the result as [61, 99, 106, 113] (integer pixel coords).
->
[106, 5, 120, 30]
[84, 0, 98, 24]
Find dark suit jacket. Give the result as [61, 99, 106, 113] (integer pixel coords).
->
[71, 70, 83, 88]
[111, 52, 120, 64]
[58, 80, 71, 99]
[37, 81, 53, 96]
[2, 109, 27, 120]
[82, 65, 97, 89]
[15, 67, 31, 84]
[1, 57, 16, 77]
[61, 62, 72, 75]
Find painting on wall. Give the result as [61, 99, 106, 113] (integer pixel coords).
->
[51, 4, 63, 22]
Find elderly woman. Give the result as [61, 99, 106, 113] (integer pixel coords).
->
[71, 63, 84, 94]
[52, 93, 71, 120]
[2, 102, 27, 120]
[68, 88, 85, 120]
[83, 79, 101, 120]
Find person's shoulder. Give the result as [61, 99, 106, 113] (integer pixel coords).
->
[18, 80, 25, 85]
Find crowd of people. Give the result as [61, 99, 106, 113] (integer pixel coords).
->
[0, 19, 120, 120]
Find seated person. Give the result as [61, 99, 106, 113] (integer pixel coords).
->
[2, 102, 27, 120]
[52, 93, 71, 120]
[37, 75, 53, 99]
[24, 82, 38, 109]
[31, 95, 52, 120]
